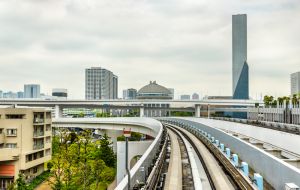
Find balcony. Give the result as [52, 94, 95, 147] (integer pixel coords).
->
[33, 131, 44, 138]
[33, 144, 44, 150]
[0, 148, 19, 161]
[6, 133, 17, 137]
[33, 118, 44, 124]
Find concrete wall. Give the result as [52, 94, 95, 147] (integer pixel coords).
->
[189, 118, 300, 155]
[116, 141, 152, 184]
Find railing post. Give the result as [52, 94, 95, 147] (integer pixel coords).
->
[241, 162, 249, 177]
[226, 148, 231, 158]
[254, 173, 263, 190]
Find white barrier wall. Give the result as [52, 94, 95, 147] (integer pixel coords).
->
[188, 118, 300, 155]
[117, 141, 153, 185]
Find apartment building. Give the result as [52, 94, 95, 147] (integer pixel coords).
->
[0, 107, 52, 189]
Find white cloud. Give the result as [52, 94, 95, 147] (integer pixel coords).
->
[0, 0, 299, 99]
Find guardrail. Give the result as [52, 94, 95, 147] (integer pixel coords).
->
[115, 123, 165, 190]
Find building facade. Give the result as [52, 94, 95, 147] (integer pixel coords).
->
[85, 67, 118, 100]
[180, 95, 190, 100]
[137, 81, 172, 117]
[52, 88, 68, 99]
[232, 14, 249, 100]
[123, 88, 137, 99]
[167, 88, 174, 99]
[24, 84, 40, 99]
[0, 107, 52, 188]
[291, 71, 300, 95]
[192, 93, 199, 100]
[17, 92, 24, 99]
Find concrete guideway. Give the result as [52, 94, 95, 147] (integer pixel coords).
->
[167, 124, 235, 190]
[169, 127, 203, 190]
[164, 129, 182, 190]
[166, 118, 300, 189]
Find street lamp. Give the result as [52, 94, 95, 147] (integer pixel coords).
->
[123, 128, 131, 190]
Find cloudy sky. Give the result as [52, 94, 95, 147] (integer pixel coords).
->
[0, 0, 299, 99]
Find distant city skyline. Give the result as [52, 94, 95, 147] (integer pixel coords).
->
[0, 1, 299, 99]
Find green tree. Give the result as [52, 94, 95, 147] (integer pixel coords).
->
[98, 134, 116, 168]
[16, 173, 28, 190]
[78, 112, 85, 118]
[50, 130, 116, 190]
[263, 95, 274, 107]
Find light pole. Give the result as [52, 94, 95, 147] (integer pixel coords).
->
[123, 128, 131, 190]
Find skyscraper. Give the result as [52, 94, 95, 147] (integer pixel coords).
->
[85, 67, 118, 100]
[232, 14, 249, 99]
[291, 71, 300, 95]
[24, 84, 40, 98]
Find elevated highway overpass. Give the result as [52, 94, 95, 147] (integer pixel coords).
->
[0, 99, 262, 118]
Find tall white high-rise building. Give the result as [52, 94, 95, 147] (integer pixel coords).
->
[24, 84, 40, 98]
[232, 14, 249, 100]
[291, 71, 300, 95]
[85, 67, 118, 100]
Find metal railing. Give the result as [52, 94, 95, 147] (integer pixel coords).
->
[33, 144, 44, 150]
[33, 118, 44, 123]
[33, 131, 44, 137]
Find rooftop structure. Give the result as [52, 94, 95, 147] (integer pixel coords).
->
[52, 88, 68, 98]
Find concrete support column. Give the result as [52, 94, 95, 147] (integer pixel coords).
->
[195, 104, 201, 117]
[105, 130, 123, 153]
[207, 104, 210, 119]
[140, 106, 144, 117]
[54, 105, 63, 119]
[117, 141, 152, 185]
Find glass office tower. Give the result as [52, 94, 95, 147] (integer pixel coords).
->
[232, 14, 249, 100]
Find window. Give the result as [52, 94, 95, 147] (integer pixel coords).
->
[45, 149, 51, 156]
[46, 125, 51, 131]
[0, 128, 3, 134]
[5, 114, 25, 119]
[32, 167, 38, 174]
[46, 136, 51, 143]
[5, 143, 17, 148]
[6, 129, 17, 136]
[26, 154, 32, 162]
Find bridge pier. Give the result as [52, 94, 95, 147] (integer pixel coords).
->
[195, 104, 201, 117]
[117, 141, 152, 185]
[54, 105, 63, 119]
[140, 106, 144, 117]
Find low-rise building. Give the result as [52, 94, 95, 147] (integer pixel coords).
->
[0, 107, 52, 188]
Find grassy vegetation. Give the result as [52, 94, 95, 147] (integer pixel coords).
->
[27, 171, 51, 190]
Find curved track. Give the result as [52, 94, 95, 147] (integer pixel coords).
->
[165, 124, 235, 190]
